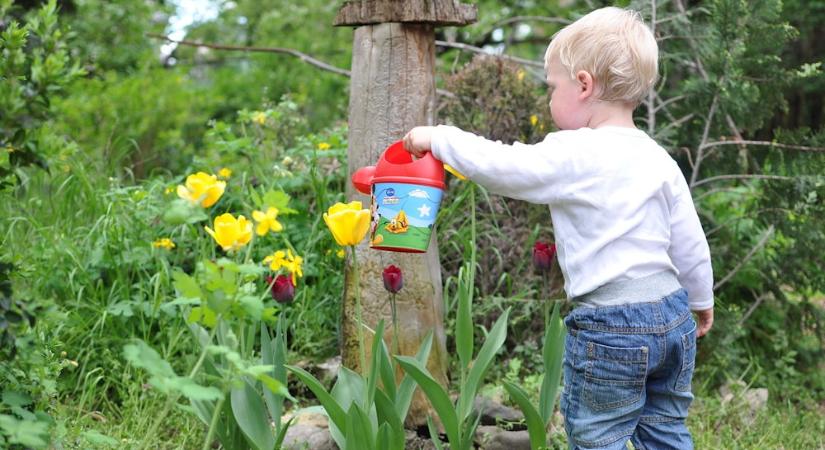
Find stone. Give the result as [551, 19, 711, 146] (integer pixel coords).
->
[475, 425, 532, 450]
[474, 395, 525, 425]
[281, 423, 338, 450]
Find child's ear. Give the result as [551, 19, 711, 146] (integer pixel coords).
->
[575, 70, 595, 100]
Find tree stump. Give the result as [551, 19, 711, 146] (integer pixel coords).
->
[337, 0, 476, 427]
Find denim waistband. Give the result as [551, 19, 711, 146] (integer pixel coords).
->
[572, 271, 682, 308]
[566, 286, 691, 334]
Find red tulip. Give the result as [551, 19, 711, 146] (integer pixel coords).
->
[382, 265, 403, 294]
[532, 241, 556, 273]
[267, 275, 295, 303]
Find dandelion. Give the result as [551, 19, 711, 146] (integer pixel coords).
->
[252, 207, 284, 236]
[204, 213, 253, 252]
[318, 142, 331, 151]
[530, 115, 539, 127]
[177, 172, 226, 208]
[336, 248, 345, 259]
[152, 238, 176, 250]
[218, 167, 232, 179]
[263, 249, 303, 284]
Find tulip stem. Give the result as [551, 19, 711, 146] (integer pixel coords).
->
[350, 246, 368, 380]
[390, 293, 400, 357]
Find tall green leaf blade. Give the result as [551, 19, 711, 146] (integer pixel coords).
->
[230, 379, 275, 450]
[394, 356, 460, 447]
[374, 389, 406, 450]
[539, 301, 565, 425]
[458, 307, 510, 422]
[366, 320, 385, 408]
[260, 325, 280, 426]
[378, 336, 397, 401]
[503, 381, 547, 450]
[285, 365, 346, 431]
[455, 266, 473, 370]
[395, 332, 433, 419]
[344, 403, 374, 450]
[426, 415, 445, 450]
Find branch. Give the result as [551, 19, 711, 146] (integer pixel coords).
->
[435, 40, 545, 68]
[147, 33, 352, 77]
[714, 225, 774, 291]
[689, 93, 719, 188]
[699, 140, 825, 153]
[147, 33, 457, 97]
[490, 15, 572, 28]
[692, 174, 794, 188]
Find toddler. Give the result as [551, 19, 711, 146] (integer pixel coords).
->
[403, 7, 713, 450]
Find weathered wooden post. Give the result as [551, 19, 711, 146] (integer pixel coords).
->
[335, 0, 476, 426]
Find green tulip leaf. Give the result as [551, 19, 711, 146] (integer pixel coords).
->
[458, 307, 510, 422]
[503, 381, 547, 450]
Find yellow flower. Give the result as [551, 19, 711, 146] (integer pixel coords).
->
[164, 186, 175, 194]
[336, 249, 346, 259]
[204, 213, 253, 252]
[323, 201, 370, 246]
[264, 249, 303, 284]
[517, 70, 525, 81]
[444, 164, 467, 181]
[218, 167, 232, 179]
[252, 111, 267, 125]
[252, 207, 284, 236]
[152, 238, 176, 250]
[317, 142, 331, 151]
[530, 115, 539, 127]
[177, 172, 226, 208]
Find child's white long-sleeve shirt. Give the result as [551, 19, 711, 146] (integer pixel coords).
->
[431, 125, 714, 311]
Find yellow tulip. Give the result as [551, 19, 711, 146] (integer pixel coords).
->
[204, 213, 253, 252]
[323, 201, 370, 246]
[252, 207, 284, 236]
[444, 164, 467, 181]
[177, 172, 226, 208]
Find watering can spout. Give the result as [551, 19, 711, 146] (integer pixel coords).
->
[352, 165, 375, 195]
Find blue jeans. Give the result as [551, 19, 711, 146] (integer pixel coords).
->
[560, 289, 697, 450]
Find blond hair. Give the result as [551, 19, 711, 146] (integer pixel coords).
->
[544, 7, 658, 105]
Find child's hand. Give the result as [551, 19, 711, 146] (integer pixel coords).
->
[403, 126, 434, 158]
[694, 307, 713, 338]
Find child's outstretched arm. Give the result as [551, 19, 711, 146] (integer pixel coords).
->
[403, 125, 570, 204]
[667, 170, 715, 337]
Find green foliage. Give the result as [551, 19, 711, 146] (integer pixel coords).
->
[0, 0, 84, 188]
[441, 55, 551, 144]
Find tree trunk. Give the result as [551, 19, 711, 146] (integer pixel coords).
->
[342, 21, 449, 427]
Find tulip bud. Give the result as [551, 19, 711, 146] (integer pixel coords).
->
[532, 241, 556, 273]
[267, 275, 295, 303]
[382, 265, 403, 294]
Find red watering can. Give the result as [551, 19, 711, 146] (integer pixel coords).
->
[351, 141, 445, 253]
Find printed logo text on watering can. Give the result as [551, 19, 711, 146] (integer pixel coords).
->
[351, 141, 445, 253]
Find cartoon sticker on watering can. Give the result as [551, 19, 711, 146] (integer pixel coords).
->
[369, 183, 443, 250]
[352, 140, 446, 253]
